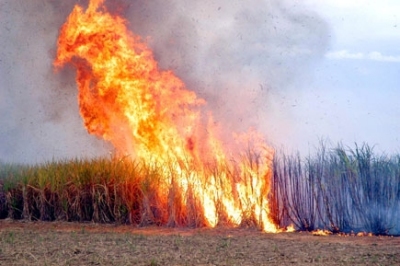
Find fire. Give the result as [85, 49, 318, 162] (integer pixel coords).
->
[54, 0, 280, 232]
[312, 229, 332, 236]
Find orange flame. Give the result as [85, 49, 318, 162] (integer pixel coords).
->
[54, 0, 280, 232]
[312, 229, 332, 236]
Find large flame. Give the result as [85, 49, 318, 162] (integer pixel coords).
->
[54, 0, 280, 232]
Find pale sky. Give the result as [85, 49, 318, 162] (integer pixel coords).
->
[276, 0, 400, 154]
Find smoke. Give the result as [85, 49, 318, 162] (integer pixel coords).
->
[0, 0, 329, 164]
[122, 0, 330, 146]
[0, 0, 110, 164]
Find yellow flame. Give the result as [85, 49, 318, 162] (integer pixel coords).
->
[55, 0, 281, 232]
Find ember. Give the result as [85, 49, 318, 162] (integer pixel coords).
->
[312, 229, 332, 236]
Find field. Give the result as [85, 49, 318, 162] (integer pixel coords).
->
[1, 144, 400, 265]
[0, 220, 399, 266]
[1, 143, 399, 235]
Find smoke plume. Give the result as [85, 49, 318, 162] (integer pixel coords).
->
[0, 0, 329, 164]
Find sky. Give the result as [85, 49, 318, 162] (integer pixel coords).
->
[0, 0, 399, 163]
[277, 0, 400, 154]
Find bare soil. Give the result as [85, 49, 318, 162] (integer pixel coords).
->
[0, 219, 399, 265]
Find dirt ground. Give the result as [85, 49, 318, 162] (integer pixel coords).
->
[0, 219, 399, 266]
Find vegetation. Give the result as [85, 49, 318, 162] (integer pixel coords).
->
[1, 143, 399, 235]
[0, 155, 270, 228]
[0, 157, 144, 223]
[271, 143, 400, 235]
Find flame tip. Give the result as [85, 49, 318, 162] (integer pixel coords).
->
[55, 0, 279, 232]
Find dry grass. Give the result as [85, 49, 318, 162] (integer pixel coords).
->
[271, 143, 400, 234]
[1, 143, 400, 235]
[0, 155, 273, 229]
[0, 220, 399, 266]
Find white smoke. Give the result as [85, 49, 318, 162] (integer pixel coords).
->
[0, 0, 329, 163]
[0, 0, 111, 164]
[123, 0, 330, 149]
